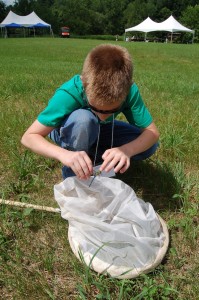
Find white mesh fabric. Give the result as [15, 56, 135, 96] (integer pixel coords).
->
[54, 177, 169, 278]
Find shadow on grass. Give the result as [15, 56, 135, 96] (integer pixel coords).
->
[116, 159, 182, 212]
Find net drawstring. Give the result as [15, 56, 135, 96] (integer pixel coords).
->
[93, 122, 100, 167]
[110, 114, 115, 149]
[93, 114, 115, 167]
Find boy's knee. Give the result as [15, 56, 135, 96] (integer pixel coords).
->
[60, 109, 99, 150]
[147, 142, 159, 158]
[62, 109, 97, 128]
[133, 142, 159, 161]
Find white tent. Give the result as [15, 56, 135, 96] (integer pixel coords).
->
[125, 17, 159, 33]
[0, 11, 53, 37]
[157, 15, 194, 33]
[157, 15, 194, 41]
[125, 15, 194, 42]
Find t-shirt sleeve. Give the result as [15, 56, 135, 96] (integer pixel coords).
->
[123, 83, 153, 128]
[37, 89, 80, 127]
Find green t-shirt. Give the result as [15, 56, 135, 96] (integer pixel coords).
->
[37, 75, 152, 128]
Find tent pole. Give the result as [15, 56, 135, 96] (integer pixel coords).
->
[50, 27, 54, 37]
[192, 30, 195, 44]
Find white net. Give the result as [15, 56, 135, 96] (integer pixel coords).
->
[54, 177, 169, 279]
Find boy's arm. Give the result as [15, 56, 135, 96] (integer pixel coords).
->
[121, 122, 159, 157]
[100, 122, 159, 174]
[21, 120, 93, 179]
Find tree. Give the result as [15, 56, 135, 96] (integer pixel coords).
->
[98, 0, 129, 35]
[181, 4, 199, 30]
[180, 5, 199, 42]
[123, 0, 156, 28]
[158, 7, 172, 21]
[0, 0, 7, 22]
[3, 0, 199, 40]
[12, 0, 33, 15]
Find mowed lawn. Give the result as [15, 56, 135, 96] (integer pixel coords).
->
[0, 38, 198, 299]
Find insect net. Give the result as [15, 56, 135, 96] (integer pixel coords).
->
[54, 176, 169, 279]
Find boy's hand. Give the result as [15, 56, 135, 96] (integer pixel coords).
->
[60, 150, 93, 180]
[21, 120, 93, 180]
[100, 147, 130, 174]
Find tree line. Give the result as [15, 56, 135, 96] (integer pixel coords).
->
[0, 0, 199, 40]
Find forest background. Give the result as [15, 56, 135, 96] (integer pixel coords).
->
[0, 0, 199, 42]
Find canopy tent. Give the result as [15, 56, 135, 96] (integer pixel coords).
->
[157, 15, 194, 42]
[125, 17, 159, 33]
[125, 15, 194, 42]
[0, 11, 53, 37]
[157, 15, 194, 33]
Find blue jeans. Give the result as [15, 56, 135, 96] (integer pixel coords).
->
[48, 109, 158, 179]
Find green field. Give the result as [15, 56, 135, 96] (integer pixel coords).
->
[0, 38, 198, 299]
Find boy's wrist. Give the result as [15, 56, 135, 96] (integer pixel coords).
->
[120, 143, 135, 158]
[54, 147, 70, 163]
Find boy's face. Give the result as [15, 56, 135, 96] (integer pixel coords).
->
[87, 99, 123, 121]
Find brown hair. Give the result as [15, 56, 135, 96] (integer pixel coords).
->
[82, 44, 133, 105]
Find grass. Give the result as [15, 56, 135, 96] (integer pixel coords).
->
[0, 37, 198, 299]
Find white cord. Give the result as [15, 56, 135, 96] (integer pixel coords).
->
[111, 114, 115, 149]
[93, 123, 100, 167]
[93, 114, 115, 167]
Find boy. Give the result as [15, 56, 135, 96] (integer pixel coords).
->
[21, 44, 159, 180]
